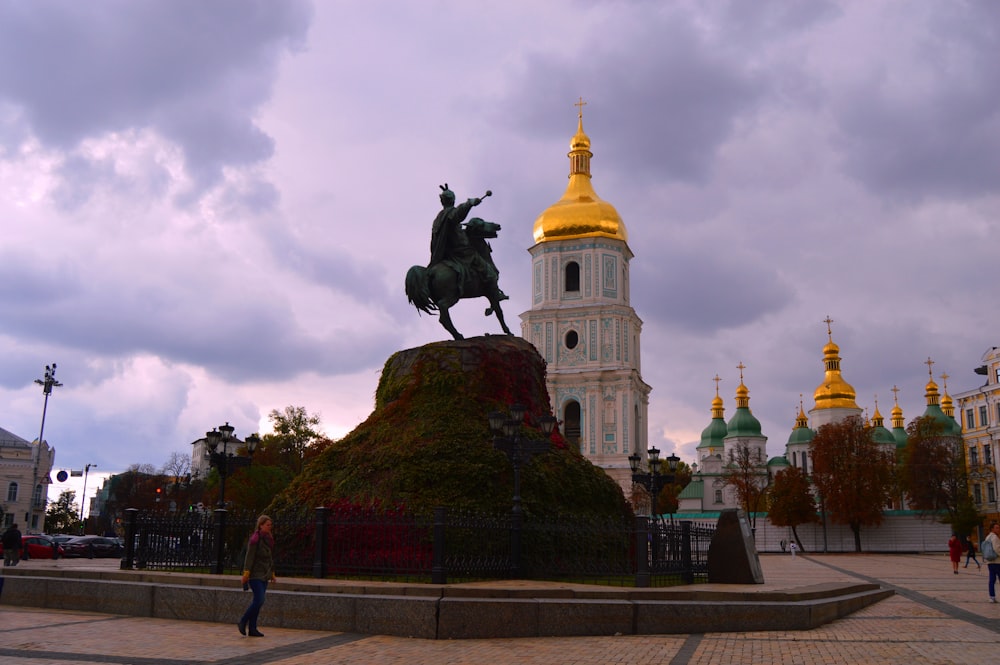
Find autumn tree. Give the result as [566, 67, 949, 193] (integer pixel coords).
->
[722, 442, 769, 531]
[767, 466, 819, 551]
[900, 416, 978, 535]
[810, 416, 895, 552]
[655, 460, 693, 516]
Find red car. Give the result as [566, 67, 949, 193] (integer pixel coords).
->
[0, 534, 65, 560]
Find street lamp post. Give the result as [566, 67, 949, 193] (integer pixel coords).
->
[33, 364, 62, 525]
[487, 404, 557, 578]
[34, 363, 63, 446]
[205, 422, 259, 574]
[79, 463, 96, 530]
[205, 423, 260, 509]
[628, 447, 680, 516]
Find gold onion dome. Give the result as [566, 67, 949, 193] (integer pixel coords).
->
[532, 101, 628, 244]
[813, 320, 860, 410]
[727, 364, 762, 437]
[699, 376, 727, 449]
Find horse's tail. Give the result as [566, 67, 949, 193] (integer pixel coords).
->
[405, 265, 437, 315]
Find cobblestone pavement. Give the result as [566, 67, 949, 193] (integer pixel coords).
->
[1, 553, 998, 664]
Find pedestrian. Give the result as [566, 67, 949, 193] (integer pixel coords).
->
[948, 533, 963, 574]
[964, 535, 981, 570]
[789, 541, 797, 558]
[780, 538, 787, 552]
[2, 523, 22, 566]
[985, 521, 1000, 603]
[238, 515, 276, 637]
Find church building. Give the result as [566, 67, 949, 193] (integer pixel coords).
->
[521, 104, 650, 492]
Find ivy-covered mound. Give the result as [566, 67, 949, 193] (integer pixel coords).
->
[269, 336, 630, 519]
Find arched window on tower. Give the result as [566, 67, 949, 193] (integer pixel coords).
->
[564, 261, 580, 293]
[563, 401, 582, 452]
[7, 482, 18, 502]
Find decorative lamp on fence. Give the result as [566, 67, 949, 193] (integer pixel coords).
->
[628, 447, 680, 517]
[205, 422, 259, 575]
[205, 423, 260, 509]
[487, 403, 557, 577]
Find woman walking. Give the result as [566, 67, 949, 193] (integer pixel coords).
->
[948, 533, 963, 574]
[238, 515, 276, 637]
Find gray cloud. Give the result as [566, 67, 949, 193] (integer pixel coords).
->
[831, 4, 1000, 200]
[0, 0, 311, 197]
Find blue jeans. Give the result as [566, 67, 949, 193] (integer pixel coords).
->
[240, 579, 268, 631]
[989, 563, 1000, 599]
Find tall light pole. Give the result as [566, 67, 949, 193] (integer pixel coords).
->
[487, 404, 557, 577]
[79, 463, 96, 529]
[34, 363, 63, 446]
[32, 363, 62, 525]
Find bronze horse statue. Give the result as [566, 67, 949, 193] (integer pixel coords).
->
[406, 218, 513, 340]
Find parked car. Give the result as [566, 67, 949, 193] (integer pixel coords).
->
[0, 534, 65, 560]
[61, 535, 124, 559]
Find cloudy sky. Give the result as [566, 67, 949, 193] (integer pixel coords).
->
[2, 1, 998, 505]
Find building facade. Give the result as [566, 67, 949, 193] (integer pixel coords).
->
[521, 107, 651, 492]
[0, 426, 55, 532]
[954, 346, 1000, 526]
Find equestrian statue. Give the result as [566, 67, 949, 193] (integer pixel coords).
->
[405, 183, 512, 340]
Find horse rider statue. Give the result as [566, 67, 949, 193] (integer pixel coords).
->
[429, 184, 508, 302]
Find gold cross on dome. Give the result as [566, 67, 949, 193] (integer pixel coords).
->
[575, 96, 587, 119]
[712, 374, 722, 396]
[891, 385, 900, 404]
[925, 357, 935, 377]
[823, 315, 834, 339]
[736, 361, 746, 382]
[940, 372, 949, 390]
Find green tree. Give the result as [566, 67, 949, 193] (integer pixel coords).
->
[722, 442, 769, 531]
[266, 406, 324, 474]
[45, 490, 82, 534]
[900, 416, 978, 534]
[810, 416, 895, 552]
[767, 466, 819, 551]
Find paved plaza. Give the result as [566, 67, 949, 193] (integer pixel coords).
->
[1, 552, 998, 664]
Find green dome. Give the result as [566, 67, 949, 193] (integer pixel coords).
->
[893, 427, 908, 449]
[922, 404, 963, 438]
[699, 418, 728, 448]
[787, 425, 815, 445]
[871, 424, 897, 446]
[727, 407, 763, 438]
[767, 455, 790, 467]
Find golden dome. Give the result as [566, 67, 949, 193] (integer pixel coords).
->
[532, 104, 627, 244]
[924, 377, 940, 406]
[813, 321, 860, 410]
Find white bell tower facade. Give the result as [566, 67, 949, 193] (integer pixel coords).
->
[521, 103, 650, 492]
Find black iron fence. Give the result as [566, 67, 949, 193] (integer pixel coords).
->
[120, 507, 713, 586]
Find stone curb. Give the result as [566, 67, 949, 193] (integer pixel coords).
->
[0, 568, 892, 639]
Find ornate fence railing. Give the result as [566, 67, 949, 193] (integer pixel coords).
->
[120, 507, 713, 587]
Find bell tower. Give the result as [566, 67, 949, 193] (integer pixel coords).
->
[521, 101, 651, 492]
